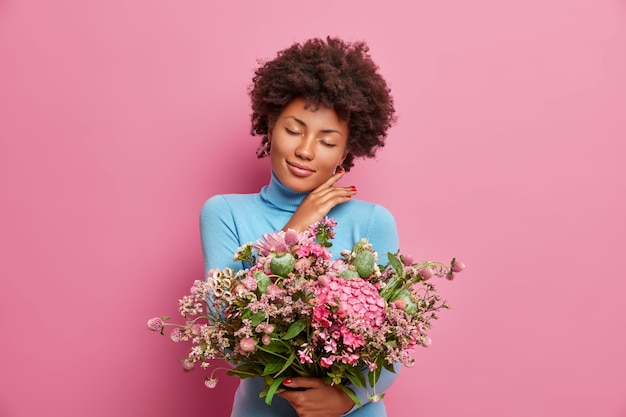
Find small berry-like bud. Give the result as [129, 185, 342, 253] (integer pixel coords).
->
[452, 260, 465, 273]
[205, 377, 218, 389]
[392, 299, 407, 310]
[147, 317, 163, 332]
[239, 337, 256, 353]
[170, 328, 184, 342]
[182, 360, 195, 372]
[418, 267, 434, 280]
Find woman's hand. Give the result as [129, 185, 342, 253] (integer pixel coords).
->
[283, 170, 357, 232]
[277, 377, 355, 417]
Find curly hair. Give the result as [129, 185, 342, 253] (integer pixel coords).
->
[249, 37, 396, 172]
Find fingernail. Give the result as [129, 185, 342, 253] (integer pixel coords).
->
[337, 168, 345, 175]
[350, 186, 357, 192]
[283, 378, 293, 385]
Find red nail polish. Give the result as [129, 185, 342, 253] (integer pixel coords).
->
[350, 186, 357, 192]
[283, 378, 293, 385]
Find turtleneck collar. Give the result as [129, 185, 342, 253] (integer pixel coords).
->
[259, 170, 308, 213]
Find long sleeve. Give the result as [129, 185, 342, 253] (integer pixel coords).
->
[200, 195, 245, 273]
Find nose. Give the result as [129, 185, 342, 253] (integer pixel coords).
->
[294, 136, 315, 160]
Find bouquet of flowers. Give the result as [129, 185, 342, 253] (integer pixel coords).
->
[147, 218, 464, 406]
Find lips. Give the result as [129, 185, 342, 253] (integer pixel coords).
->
[286, 161, 315, 177]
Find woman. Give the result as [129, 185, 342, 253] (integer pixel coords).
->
[200, 37, 399, 417]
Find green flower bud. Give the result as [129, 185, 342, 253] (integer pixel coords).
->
[354, 251, 375, 278]
[338, 268, 360, 279]
[270, 253, 295, 277]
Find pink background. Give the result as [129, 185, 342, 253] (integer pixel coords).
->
[1, 0, 625, 416]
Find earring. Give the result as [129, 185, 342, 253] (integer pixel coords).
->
[260, 140, 271, 157]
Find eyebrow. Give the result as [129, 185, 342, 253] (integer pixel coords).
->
[287, 116, 344, 136]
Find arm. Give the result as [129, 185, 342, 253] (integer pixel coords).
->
[283, 169, 356, 232]
[199, 195, 242, 273]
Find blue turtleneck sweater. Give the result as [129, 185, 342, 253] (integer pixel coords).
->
[200, 171, 400, 417]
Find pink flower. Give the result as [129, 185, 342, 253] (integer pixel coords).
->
[294, 257, 311, 273]
[296, 245, 311, 258]
[182, 360, 195, 372]
[310, 243, 330, 260]
[147, 318, 163, 332]
[452, 260, 465, 273]
[204, 377, 218, 389]
[317, 274, 331, 286]
[340, 353, 359, 364]
[255, 231, 290, 256]
[316, 276, 385, 329]
[341, 329, 365, 349]
[313, 306, 332, 327]
[233, 284, 247, 295]
[298, 346, 314, 364]
[320, 356, 335, 368]
[266, 284, 283, 297]
[262, 334, 271, 345]
[284, 229, 301, 246]
[239, 337, 256, 353]
[170, 328, 184, 342]
[241, 276, 257, 291]
[419, 267, 434, 280]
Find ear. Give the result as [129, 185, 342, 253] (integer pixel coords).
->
[267, 115, 277, 139]
[339, 147, 350, 166]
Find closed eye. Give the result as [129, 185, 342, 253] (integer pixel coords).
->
[286, 128, 300, 136]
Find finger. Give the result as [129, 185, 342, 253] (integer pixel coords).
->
[312, 168, 346, 192]
[310, 185, 357, 203]
[282, 377, 325, 390]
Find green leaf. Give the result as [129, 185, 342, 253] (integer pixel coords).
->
[227, 368, 260, 379]
[368, 365, 382, 388]
[161, 315, 170, 321]
[383, 361, 396, 374]
[228, 363, 264, 379]
[274, 352, 296, 376]
[263, 360, 285, 376]
[344, 368, 366, 388]
[387, 252, 403, 274]
[338, 384, 361, 408]
[251, 311, 266, 327]
[264, 376, 287, 406]
[283, 319, 307, 340]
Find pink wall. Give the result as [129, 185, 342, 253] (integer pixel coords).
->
[1, 1, 625, 416]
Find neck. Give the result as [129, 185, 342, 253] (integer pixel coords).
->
[260, 171, 308, 212]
